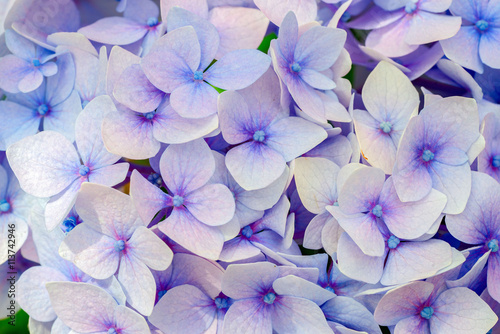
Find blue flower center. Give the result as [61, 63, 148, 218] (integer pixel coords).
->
[492, 155, 500, 168]
[82, 100, 90, 109]
[325, 286, 335, 294]
[253, 130, 266, 142]
[158, 289, 168, 299]
[114, 240, 126, 252]
[341, 11, 351, 22]
[79, 165, 90, 176]
[372, 204, 383, 218]
[387, 235, 400, 249]
[144, 111, 156, 120]
[488, 239, 499, 252]
[108, 328, 117, 334]
[37, 104, 49, 116]
[476, 20, 489, 31]
[173, 195, 184, 207]
[62, 216, 77, 233]
[215, 297, 229, 309]
[32, 59, 41, 67]
[380, 121, 392, 134]
[420, 306, 434, 320]
[147, 17, 158, 27]
[422, 149, 434, 162]
[147, 173, 162, 187]
[404, 0, 418, 14]
[291, 63, 302, 73]
[263, 292, 276, 304]
[241, 225, 253, 238]
[193, 71, 204, 81]
[0, 200, 10, 212]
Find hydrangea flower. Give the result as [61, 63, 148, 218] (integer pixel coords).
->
[478, 112, 500, 182]
[441, 0, 500, 73]
[0, 29, 57, 93]
[6, 96, 129, 230]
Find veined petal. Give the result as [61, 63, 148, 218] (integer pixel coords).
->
[185, 184, 235, 226]
[170, 81, 219, 119]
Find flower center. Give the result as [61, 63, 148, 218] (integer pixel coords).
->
[372, 204, 383, 218]
[158, 289, 168, 299]
[215, 297, 229, 309]
[32, 59, 41, 67]
[62, 216, 77, 233]
[325, 286, 335, 294]
[144, 111, 156, 120]
[114, 240, 126, 252]
[291, 62, 302, 73]
[147, 173, 162, 187]
[404, 0, 418, 14]
[476, 20, 489, 32]
[492, 155, 500, 168]
[420, 306, 434, 320]
[0, 199, 10, 213]
[193, 71, 204, 81]
[253, 130, 266, 142]
[108, 328, 118, 334]
[488, 239, 499, 252]
[379, 121, 392, 134]
[173, 195, 184, 207]
[82, 100, 90, 109]
[37, 104, 49, 116]
[241, 225, 253, 238]
[147, 17, 158, 27]
[387, 235, 400, 249]
[422, 149, 434, 162]
[263, 292, 276, 304]
[79, 165, 90, 176]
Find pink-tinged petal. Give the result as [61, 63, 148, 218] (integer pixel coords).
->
[166, 7, 219, 70]
[160, 139, 215, 194]
[170, 81, 219, 118]
[88, 163, 129, 187]
[487, 254, 500, 303]
[106, 46, 140, 106]
[254, 0, 317, 26]
[374, 281, 434, 326]
[271, 296, 332, 333]
[113, 64, 165, 113]
[431, 287, 498, 333]
[46, 282, 116, 333]
[433, 147, 469, 166]
[285, 73, 326, 123]
[44, 179, 81, 231]
[273, 275, 335, 305]
[366, 16, 418, 58]
[294, 26, 346, 71]
[294, 157, 339, 214]
[141, 26, 200, 93]
[149, 284, 216, 334]
[406, 12, 461, 45]
[441, 27, 483, 73]
[127, 226, 173, 271]
[161, 0, 209, 23]
[58, 224, 119, 279]
[381, 239, 453, 286]
[185, 184, 235, 226]
[209, 7, 269, 59]
[226, 142, 286, 191]
[337, 233, 385, 284]
[205, 49, 271, 90]
[43, 91, 82, 143]
[348, 5, 405, 28]
[130, 170, 172, 224]
[321, 217, 343, 255]
[17, 266, 68, 322]
[124, 0, 159, 22]
[0, 100, 40, 150]
[113, 305, 151, 334]
[78, 17, 147, 45]
[428, 161, 471, 214]
[153, 102, 219, 143]
[217, 90, 254, 145]
[277, 11, 298, 61]
[102, 108, 160, 160]
[338, 166, 385, 215]
[419, 0, 452, 12]
[394, 315, 430, 334]
[336, 211, 385, 257]
[222, 262, 279, 299]
[76, 95, 121, 168]
[75, 183, 144, 239]
[118, 253, 156, 316]
[6, 131, 79, 197]
[479, 28, 500, 69]
[159, 209, 224, 260]
[223, 298, 272, 334]
[219, 237, 261, 262]
[0, 55, 34, 93]
[381, 178, 447, 239]
[266, 117, 328, 162]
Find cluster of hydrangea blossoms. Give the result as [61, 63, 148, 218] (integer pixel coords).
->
[0, 0, 499, 333]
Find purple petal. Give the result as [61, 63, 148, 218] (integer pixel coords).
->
[428, 161, 471, 214]
[78, 17, 147, 45]
[406, 12, 461, 45]
[0, 55, 36, 93]
[217, 90, 256, 145]
[43, 91, 82, 143]
[366, 17, 418, 58]
[223, 298, 272, 333]
[337, 211, 386, 257]
[479, 28, 500, 69]
[273, 275, 335, 305]
[185, 184, 235, 226]
[277, 11, 298, 61]
[394, 315, 430, 334]
[113, 305, 151, 333]
[128, 226, 173, 271]
[106, 46, 140, 106]
[5, 29, 36, 59]
[488, 254, 500, 303]
[123, 0, 159, 22]
[338, 166, 385, 215]
[161, 0, 209, 22]
[88, 163, 129, 188]
[44, 179, 81, 231]
[170, 81, 219, 118]
[222, 262, 279, 299]
[219, 237, 261, 262]
[0, 101, 39, 150]
[441, 27, 483, 73]
[270, 296, 332, 333]
[45, 54, 75, 107]
[254, 0, 317, 26]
